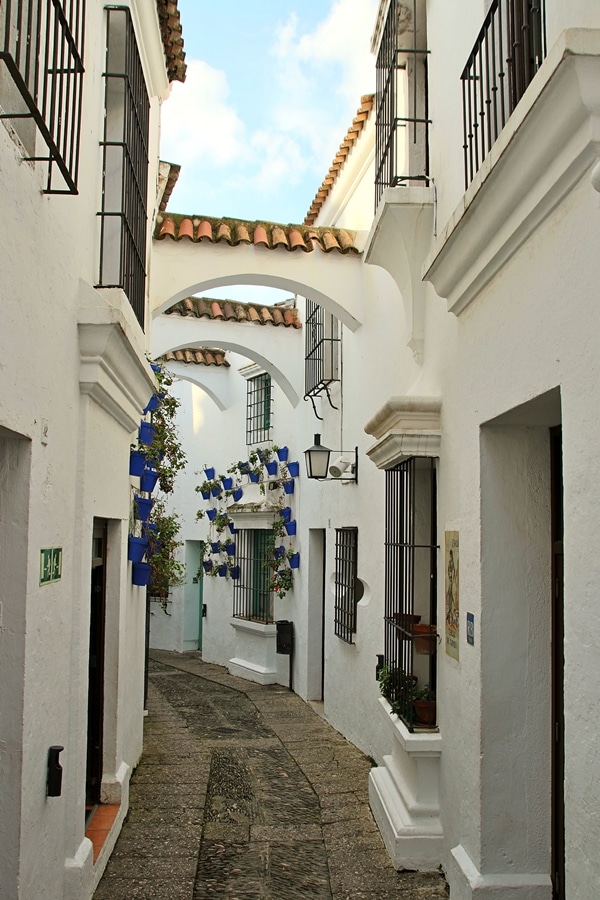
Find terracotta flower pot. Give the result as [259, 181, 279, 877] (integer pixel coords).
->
[412, 623, 437, 655]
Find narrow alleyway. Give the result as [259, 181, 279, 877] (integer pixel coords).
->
[94, 651, 448, 899]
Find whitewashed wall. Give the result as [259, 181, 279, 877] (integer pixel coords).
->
[0, 2, 169, 898]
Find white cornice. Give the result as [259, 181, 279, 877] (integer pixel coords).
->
[364, 396, 441, 470]
[424, 29, 600, 316]
[130, 0, 170, 100]
[78, 282, 155, 432]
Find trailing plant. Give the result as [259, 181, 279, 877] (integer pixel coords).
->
[138, 364, 187, 493]
[147, 501, 185, 610]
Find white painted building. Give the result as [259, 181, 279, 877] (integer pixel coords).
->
[149, 1, 600, 898]
[0, 2, 185, 897]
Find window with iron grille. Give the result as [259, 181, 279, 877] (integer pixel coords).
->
[375, 0, 429, 210]
[384, 457, 437, 730]
[304, 298, 340, 401]
[461, 0, 546, 188]
[334, 527, 358, 643]
[246, 373, 272, 445]
[0, 0, 86, 193]
[97, 7, 149, 329]
[232, 529, 273, 623]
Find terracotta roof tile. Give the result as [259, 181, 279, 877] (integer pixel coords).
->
[156, 0, 186, 83]
[164, 296, 301, 329]
[158, 162, 181, 212]
[304, 94, 375, 225]
[154, 215, 360, 255]
[163, 348, 230, 367]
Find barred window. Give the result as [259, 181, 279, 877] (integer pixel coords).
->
[334, 527, 359, 643]
[246, 374, 272, 445]
[375, 0, 429, 210]
[232, 530, 273, 623]
[304, 299, 340, 400]
[384, 457, 437, 730]
[97, 6, 150, 329]
[0, 0, 85, 193]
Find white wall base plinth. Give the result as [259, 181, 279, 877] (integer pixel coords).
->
[228, 657, 278, 684]
[229, 618, 278, 684]
[369, 697, 443, 870]
[369, 764, 443, 870]
[448, 845, 553, 900]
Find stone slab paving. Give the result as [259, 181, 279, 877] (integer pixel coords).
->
[94, 651, 448, 900]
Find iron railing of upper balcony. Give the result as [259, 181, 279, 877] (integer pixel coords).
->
[461, 0, 546, 188]
[0, 0, 85, 194]
[383, 457, 437, 731]
[98, 7, 149, 330]
[304, 298, 340, 419]
[375, 0, 430, 210]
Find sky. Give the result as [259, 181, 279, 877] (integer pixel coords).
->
[160, 0, 378, 228]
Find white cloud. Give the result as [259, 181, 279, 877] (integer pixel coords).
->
[160, 59, 245, 168]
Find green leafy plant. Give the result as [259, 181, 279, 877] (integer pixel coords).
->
[147, 501, 185, 610]
[139, 364, 187, 493]
[378, 665, 418, 717]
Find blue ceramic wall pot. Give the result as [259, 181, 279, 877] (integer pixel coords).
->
[132, 561, 152, 586]
[284, 520, 297, 536]
[140, 467, 160, 493]
[135, 495, 153, 521]
[129, 450, 145, 477]
[283, 480, 295, 495]
[139, 422, 156, 446]
[287, 461, 300, 478]
[206, 508, 217, 521]
[233, 488, 243, 502]
[289, 552, 300, 569]
[128, 535, 148, 563]
[276, 446, 289, 462]
[265, 460, 278, 476]
[204, 467, 215, 480]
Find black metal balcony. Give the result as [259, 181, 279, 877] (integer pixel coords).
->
[0, 0, 85, 194]
[374, 0, 430, 210]
[461, 0, 546, 188]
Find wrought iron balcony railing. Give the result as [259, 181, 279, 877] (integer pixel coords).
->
[374, 0, 430, 210]
[461, 0, 546, 188]
[0, 0, 85, 194]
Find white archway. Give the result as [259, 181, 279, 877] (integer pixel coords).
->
[150, 238, 366, 330]
[152, 315, 303, 407]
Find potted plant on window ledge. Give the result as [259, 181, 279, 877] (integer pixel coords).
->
[413, 684, 436, 726]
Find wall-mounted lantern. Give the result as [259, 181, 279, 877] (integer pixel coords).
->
[304, 434, 358, 482]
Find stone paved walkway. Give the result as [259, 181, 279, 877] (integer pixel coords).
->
[94, 651, 448, 899]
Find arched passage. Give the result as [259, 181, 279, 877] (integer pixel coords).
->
[152, 315, 303, 407]
[150, 238, 366, 330]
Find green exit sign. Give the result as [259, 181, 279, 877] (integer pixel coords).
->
[40, 548, 63, 585]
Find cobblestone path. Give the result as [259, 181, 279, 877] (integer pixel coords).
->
[94, 651, 448, 899]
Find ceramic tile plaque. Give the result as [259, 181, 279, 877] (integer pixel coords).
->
[40, 548, 62, 585]
[445, 531, 459, 660]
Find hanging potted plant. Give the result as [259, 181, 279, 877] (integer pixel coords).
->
[128, 534, 149, 563]
[129, 448, 146, 477]
[133, 364, 187, 495]
[146, 502, 186, 609]
[274, 445, 289, 462]
[132, 561, 152, 587]
[287, 551, 300, 569]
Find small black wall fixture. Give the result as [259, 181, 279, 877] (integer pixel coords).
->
[47, 745, 64, 797]
[304, 434, 358, 482]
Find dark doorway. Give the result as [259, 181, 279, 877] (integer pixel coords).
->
[86, 520, 107, 820]
[550, 426, 564, 899]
